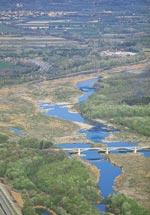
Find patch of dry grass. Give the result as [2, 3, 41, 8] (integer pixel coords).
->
[109, 154, 150, 210]
[0, 76, 84, 141]
[0, 73, 98, 142]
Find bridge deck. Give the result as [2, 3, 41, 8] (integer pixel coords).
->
[62, 146, 150, 154]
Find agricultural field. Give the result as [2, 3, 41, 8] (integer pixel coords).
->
[0, 0, 149, 86]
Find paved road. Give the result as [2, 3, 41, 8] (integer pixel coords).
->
[0, 204, 7, 215]
[0, 183, 22, 215]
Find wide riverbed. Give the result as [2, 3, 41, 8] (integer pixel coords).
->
[40, 77, 149, 214]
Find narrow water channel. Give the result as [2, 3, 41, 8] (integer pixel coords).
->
[33, 77, 150, 214]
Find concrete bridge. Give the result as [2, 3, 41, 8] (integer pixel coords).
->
[62, 146, 150, 156]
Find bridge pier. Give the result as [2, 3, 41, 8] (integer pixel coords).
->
[78, 148, 81, 156]
[134, 147, 137, 153]
[106, 148, 109, 155]
[63, 146, 149, 156]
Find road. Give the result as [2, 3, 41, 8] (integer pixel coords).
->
[0, 183, 22, 215]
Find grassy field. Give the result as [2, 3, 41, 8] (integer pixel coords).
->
[0, 74, 90, 143]
[109, 154, 150, 210]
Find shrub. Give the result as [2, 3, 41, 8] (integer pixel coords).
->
[106, 194, 150, 215]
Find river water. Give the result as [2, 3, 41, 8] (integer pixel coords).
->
[34, 77, 150, 214]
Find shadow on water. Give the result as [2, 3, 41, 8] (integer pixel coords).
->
[76, 77, 98, 103]
[41, 212, 49, 215]
[36, 208, 50, 215]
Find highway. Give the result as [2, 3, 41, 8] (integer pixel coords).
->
[0, 183, 22, 215]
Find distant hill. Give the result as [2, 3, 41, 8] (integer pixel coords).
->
[0, 0, 149, 12]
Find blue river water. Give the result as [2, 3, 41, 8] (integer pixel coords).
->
[35, 77, 150, 214]
[77, 77, 99, 102]
[40, 104, 85, 123]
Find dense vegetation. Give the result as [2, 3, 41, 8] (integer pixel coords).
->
[0, 132, 8, 143]
[0, 60, 39, 86]
[80, 69, 150, 137]
[0, 137, 100, 215]
[106, 194, 150, 215]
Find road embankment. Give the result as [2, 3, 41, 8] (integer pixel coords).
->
[0, 183, 22, 215]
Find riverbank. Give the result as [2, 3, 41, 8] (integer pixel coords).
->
[0, 74, 90, 143]
[109, 154, 150, 210]
[41, 76, 121, 213]
[1, 62, 149, 146]
[74, 63, 150, 212]
[80, 61, 150, 147]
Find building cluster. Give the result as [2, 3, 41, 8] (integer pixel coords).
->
[101, 50, 136, 57]
[0, 10, 47, 21]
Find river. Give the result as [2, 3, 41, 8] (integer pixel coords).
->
[21, 77, 150, 214]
